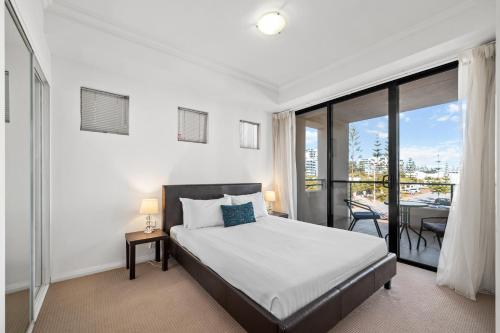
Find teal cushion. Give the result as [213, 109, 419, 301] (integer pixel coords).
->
[221, 202, 256, 227]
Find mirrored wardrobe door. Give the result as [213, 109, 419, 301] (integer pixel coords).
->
[5, 4, 33, 333]
[32, 59, 50, 313]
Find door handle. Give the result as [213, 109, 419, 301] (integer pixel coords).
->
[382, 175, 391, 188]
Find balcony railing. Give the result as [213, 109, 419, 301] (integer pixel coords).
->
[305, 178, 326, 191]
[305, 179, 456, 204]
[399, 181, 455, 202]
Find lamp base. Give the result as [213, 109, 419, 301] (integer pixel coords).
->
[144, 215, 154, 233]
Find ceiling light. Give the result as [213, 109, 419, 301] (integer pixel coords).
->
[257, 12, 286, 35]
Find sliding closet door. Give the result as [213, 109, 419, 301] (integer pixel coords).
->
[5, 6, 33, 333]
[33, 72, 43, 297]
[32, 64, 50, 301]
[296, 107, 328, 225]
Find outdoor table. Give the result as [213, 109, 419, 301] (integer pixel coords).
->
[384, 200, 428, 250]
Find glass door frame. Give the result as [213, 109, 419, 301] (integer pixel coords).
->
[295, 61, 458, 271]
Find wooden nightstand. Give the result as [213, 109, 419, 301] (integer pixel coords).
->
[125, 230, 169, 280]
[269, 211, 288, 218]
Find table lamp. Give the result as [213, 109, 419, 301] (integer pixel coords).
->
[140, 198, 159, 233]
[264, 191, 276, 212]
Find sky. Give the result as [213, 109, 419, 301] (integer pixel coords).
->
[306, 101, 463, 170]
[306, 127, 318, 149]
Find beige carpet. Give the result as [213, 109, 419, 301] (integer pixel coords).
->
[34, 261, 494, 333]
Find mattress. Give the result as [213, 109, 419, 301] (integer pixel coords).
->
[170, 215, 388, 320]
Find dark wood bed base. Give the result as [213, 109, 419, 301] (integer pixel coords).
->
[163, 183, 397, 333]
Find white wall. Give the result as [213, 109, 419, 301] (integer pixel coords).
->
[47, 14, 277, 281]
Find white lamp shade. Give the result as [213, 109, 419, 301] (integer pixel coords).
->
[140, 198, 159, 215]
[257, 12, 286, 35]
[264, 191, 276, 202]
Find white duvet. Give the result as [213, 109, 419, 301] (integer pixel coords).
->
[171, 215, 387, 320]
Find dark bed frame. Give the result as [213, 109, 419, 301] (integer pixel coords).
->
[162, 183, 396, 333]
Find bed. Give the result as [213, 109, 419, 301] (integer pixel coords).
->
[163, 183, 396, 333]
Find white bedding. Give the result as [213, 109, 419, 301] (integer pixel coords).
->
[171, 215, 388, 320]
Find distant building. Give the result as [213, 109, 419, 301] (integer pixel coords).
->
[305, 148, 318, 177]
[357, 156, 388, 174]
[414, 171, 438, 180]
[413, 170, 460, 184]
[359, 158, 371, 173]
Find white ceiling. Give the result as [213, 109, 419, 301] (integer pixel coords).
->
[45, 0, 495, 106]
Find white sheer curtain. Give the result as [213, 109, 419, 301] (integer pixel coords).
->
[437, 43, 496, 299]
[272, 111, 297, 219]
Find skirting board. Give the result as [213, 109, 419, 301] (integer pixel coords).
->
[6, 280, 29, 294]
[51, 254, 155, 283]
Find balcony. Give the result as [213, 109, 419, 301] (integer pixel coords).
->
[302, 179, 453, 268]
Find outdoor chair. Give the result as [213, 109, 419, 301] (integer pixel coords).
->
[416, 216, 448, 249]
[344, 199, 383, 238]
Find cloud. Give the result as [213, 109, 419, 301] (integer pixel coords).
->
[447, 103, 460, 113]
[366, 129, 388, 139]
[432, 102, 462, 122]
[400, 142, 462, 168]
[436, 114, 461, 122]
[400, 113, 411, 122]
[436, 116, 450, 122]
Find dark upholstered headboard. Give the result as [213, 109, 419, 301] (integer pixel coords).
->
[162, 183, 262, 233]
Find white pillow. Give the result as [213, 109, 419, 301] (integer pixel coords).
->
[180, 197, 231, 229]
[224, 192, 268, 218]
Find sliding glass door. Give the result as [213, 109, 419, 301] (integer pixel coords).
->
[397, 66, 460, 268]
[296, 107, 328, 225]
[331, 89, 390, 236]
[295, 62, 459, 270]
